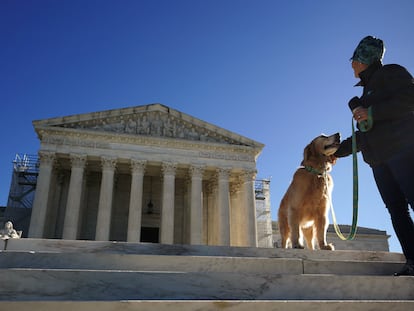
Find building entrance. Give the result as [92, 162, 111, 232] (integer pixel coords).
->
[140, 227, 159, 243]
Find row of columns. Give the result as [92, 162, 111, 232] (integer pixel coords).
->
[28, 151, 257, 246]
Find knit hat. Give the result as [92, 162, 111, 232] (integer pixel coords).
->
[350, 36, 385, 65]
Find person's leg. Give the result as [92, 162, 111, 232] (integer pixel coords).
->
[387, 146, 414, 210]
[387, 147, 414, 275]
[373, 148, 414, 275]
[372, 162, 414, 263]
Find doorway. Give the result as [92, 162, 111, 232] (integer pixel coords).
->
[140, 227, 159, 243]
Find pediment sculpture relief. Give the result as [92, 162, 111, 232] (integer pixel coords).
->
[57, 111, 248, 146]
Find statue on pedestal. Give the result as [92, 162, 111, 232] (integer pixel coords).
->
[0, 221, 21, 239]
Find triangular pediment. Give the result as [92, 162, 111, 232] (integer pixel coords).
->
[33, 103, 264, 148]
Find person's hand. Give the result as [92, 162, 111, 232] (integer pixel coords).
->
[352, 106, 368, 122]
[348, 96, 361, 111]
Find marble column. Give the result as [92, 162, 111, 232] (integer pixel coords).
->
[28, 151, 56, 238]
[160, 162, 176, 244]
[241, 170, 258, 247]
[127, 159, 146, 242]
[189, 165, 204, 245]
[95, 157, 117, 241]
[216, 168, 231, 246]
[206, 181, 217, 245]
[62, 154, 87, 240]
[230, 182, 242, 246]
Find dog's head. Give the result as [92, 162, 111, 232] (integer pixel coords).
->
[302, 133, 340, 169]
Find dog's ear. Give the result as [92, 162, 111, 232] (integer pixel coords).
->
[302, 142, 315, 163]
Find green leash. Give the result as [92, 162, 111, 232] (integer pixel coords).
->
[330, 117, 364, 240]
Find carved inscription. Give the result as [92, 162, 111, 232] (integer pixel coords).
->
[199, 151, 253, 162]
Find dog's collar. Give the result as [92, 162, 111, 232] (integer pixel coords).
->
[302, 165, 326, 177]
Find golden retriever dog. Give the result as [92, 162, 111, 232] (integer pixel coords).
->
[278, 133, 340, 250]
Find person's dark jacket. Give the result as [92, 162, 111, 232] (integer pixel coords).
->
[335, 60, 414, 167]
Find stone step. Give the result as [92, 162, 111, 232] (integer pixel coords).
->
[3, 238, 406, 262]
[2, 268, 414, 301]
[2, 300, 414, 311]
[0, 251, 405, 276]
[2, 238, 411, 309]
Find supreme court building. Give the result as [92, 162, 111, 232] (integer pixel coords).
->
[28, 104, 265, 247]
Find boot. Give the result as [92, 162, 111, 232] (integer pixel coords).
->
[394, 261, 414, 276]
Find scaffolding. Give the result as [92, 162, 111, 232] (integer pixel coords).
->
[7, 154, 39, 209]
[255, 179, 273, 248]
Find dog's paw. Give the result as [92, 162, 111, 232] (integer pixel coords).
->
[292, 244, 304, 249]
[320, 243, 335, 251]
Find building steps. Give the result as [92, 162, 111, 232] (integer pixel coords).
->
[3, 300, 414, 311]
[0, 251, 406, 276]
[1, 238, 413, 310]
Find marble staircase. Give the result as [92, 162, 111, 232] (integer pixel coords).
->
[1, 238, 414, 311]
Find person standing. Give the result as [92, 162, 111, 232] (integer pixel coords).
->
[335, 36, 414, 276]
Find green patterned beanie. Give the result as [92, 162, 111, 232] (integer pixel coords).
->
[351, 36, 385, 65]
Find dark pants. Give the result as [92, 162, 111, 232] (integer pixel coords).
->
[372, 146, 414, 261]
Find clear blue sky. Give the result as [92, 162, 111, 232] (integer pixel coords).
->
[1, 0, 413, 253]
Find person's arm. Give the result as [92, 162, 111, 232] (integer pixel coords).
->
[334, 134, 360, 158]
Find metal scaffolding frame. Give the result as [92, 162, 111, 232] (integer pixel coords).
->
[255, 179, 273, 247]
[7, 154, 39, 209]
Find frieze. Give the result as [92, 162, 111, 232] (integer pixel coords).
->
[39, 130, 257, 162]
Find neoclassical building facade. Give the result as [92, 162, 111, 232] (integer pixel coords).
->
[28, 104, 264, 247]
